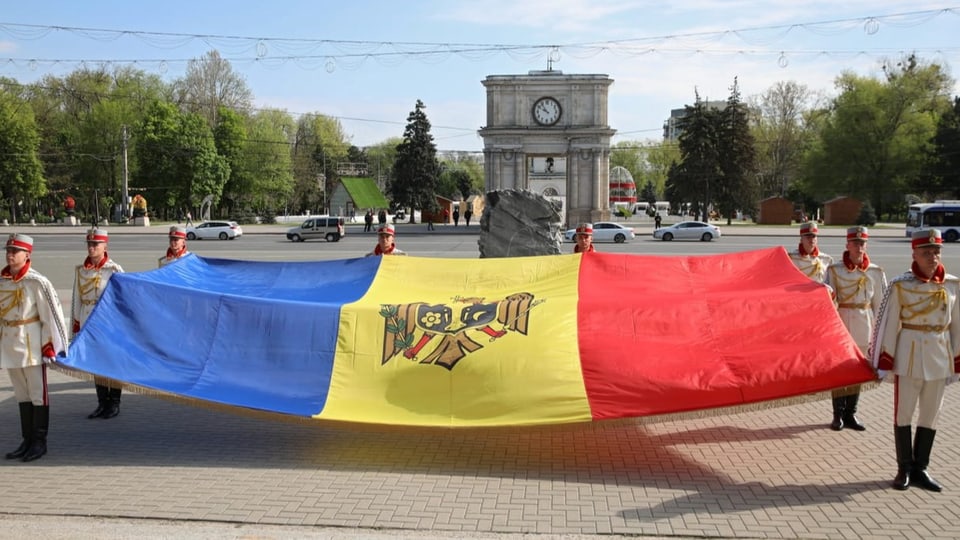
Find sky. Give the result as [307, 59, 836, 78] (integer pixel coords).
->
[1, 1, 958, 153]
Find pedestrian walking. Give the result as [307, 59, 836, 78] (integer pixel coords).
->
[364, 210, 374, 232]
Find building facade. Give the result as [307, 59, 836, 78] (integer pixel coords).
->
[478, 70, 616, 226]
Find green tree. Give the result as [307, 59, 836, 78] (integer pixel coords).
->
[610, 141, 645, 181]
[136, 100, 229, 216]
[639, 141, 680, 200]
[924, 96, 960, 199]
[802, 54, 953, 218]
[215, 105, 248, 214]
[749, 81, 820, 197]
[640, 180, 657, 206]
[391, 100, 439, 223]
[0, 86, 45, 223]
[20, 66, 167, 221]
[290, 113, 349, 214]
[715, 78, 758, 224]
[439, 152, 483, 200]
[241, 109, 295, 214]
[669, 92, 720, 221]
[173, 50, 253, 128]
[611, 140, 678, 200]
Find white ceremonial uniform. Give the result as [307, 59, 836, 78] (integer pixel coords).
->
[0, 265, 68, 370]
[790, 249, 834, 284]
[874, 271, 960, 382]
[825, 258, 887, 354]
[873, 269, 960, 428]
[873, 229, 956, 492]
[158, 249, 189, 268]
[71, 257, 124, 336]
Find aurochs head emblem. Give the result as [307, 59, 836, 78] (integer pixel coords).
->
[379, 292, 543, 370]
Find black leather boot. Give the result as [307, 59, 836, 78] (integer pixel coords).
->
[893, 425, 912, 490]
[88, 384, 109, 419]
[830, 397, 845, 431]
[21, 405, 48, 462]
[100, 387, 122, 419]
[5, 402, 33, 460]
[842, 393, 866, 431]
[912, 427, 943, 492]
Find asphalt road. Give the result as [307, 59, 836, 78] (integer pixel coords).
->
[17, 225, 960, 307]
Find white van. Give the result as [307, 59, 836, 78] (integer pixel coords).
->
[286, 216, 345, 242]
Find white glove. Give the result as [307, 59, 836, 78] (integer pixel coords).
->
[877, 370, 889, 381]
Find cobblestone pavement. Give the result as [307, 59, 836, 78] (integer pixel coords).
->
[3, 370, 960, 539]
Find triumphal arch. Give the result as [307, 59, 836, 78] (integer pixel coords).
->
[478, 70, 615, 226]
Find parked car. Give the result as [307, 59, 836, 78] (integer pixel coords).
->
[653, 221, 722, 241]
[186, 221, 242, 240]
[286, 216, 345, 242]
[563, 222, 635, 243]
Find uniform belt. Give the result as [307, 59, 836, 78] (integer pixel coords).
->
[1, 316, 40, 327]
[902, 323, 948, 333]
[838, 303, 869, 309]
[81, 299, 98, 306]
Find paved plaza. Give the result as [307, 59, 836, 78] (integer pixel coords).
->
[4, 360, 960, 538]
[2, 222, 960, 538]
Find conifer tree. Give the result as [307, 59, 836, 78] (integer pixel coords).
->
[716, 77, 758, 224]
[391, 100, 439, 223]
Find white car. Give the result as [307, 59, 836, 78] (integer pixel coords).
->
[653, 221, 721, 241]
[563, 222, 635, 243]
[186, 221, 243, 240]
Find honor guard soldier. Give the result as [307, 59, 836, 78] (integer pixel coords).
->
[871, 228, 960, 492]
[72, 228, 125, 419]
[159, 225, 189, 267]
[2, 233, 68, 462]
[574, 223, 595, 253]
[789, 221, 834, 283]
[366, 225, 406, 256]
[824, 226, 887, 431]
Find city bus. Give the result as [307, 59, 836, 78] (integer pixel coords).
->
[906, 200, 960, 242]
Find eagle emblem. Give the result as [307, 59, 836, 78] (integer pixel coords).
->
[379, 292, 542, 370]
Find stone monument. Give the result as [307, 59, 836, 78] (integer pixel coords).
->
[478, 189, 563, 258]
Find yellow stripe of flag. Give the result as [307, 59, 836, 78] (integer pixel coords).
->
[318, 254, 591, 426]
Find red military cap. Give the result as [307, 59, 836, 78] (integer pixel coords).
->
[575, 223, 594, 236]
[85, 228, 109, 243]
[799, 222, 818, 236]
[846, 226, 868, 241]
[912, 228, 943, 249]
[377, 225, 395, 236]
[5, 233, 33, 253]
[168, 226, 187, 239]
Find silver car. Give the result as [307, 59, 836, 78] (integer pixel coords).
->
[653, 221, 722, 241]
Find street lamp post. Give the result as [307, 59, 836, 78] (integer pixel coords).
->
[121, 125, 130, 222]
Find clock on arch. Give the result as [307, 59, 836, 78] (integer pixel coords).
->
[532, 97, 562, 126]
